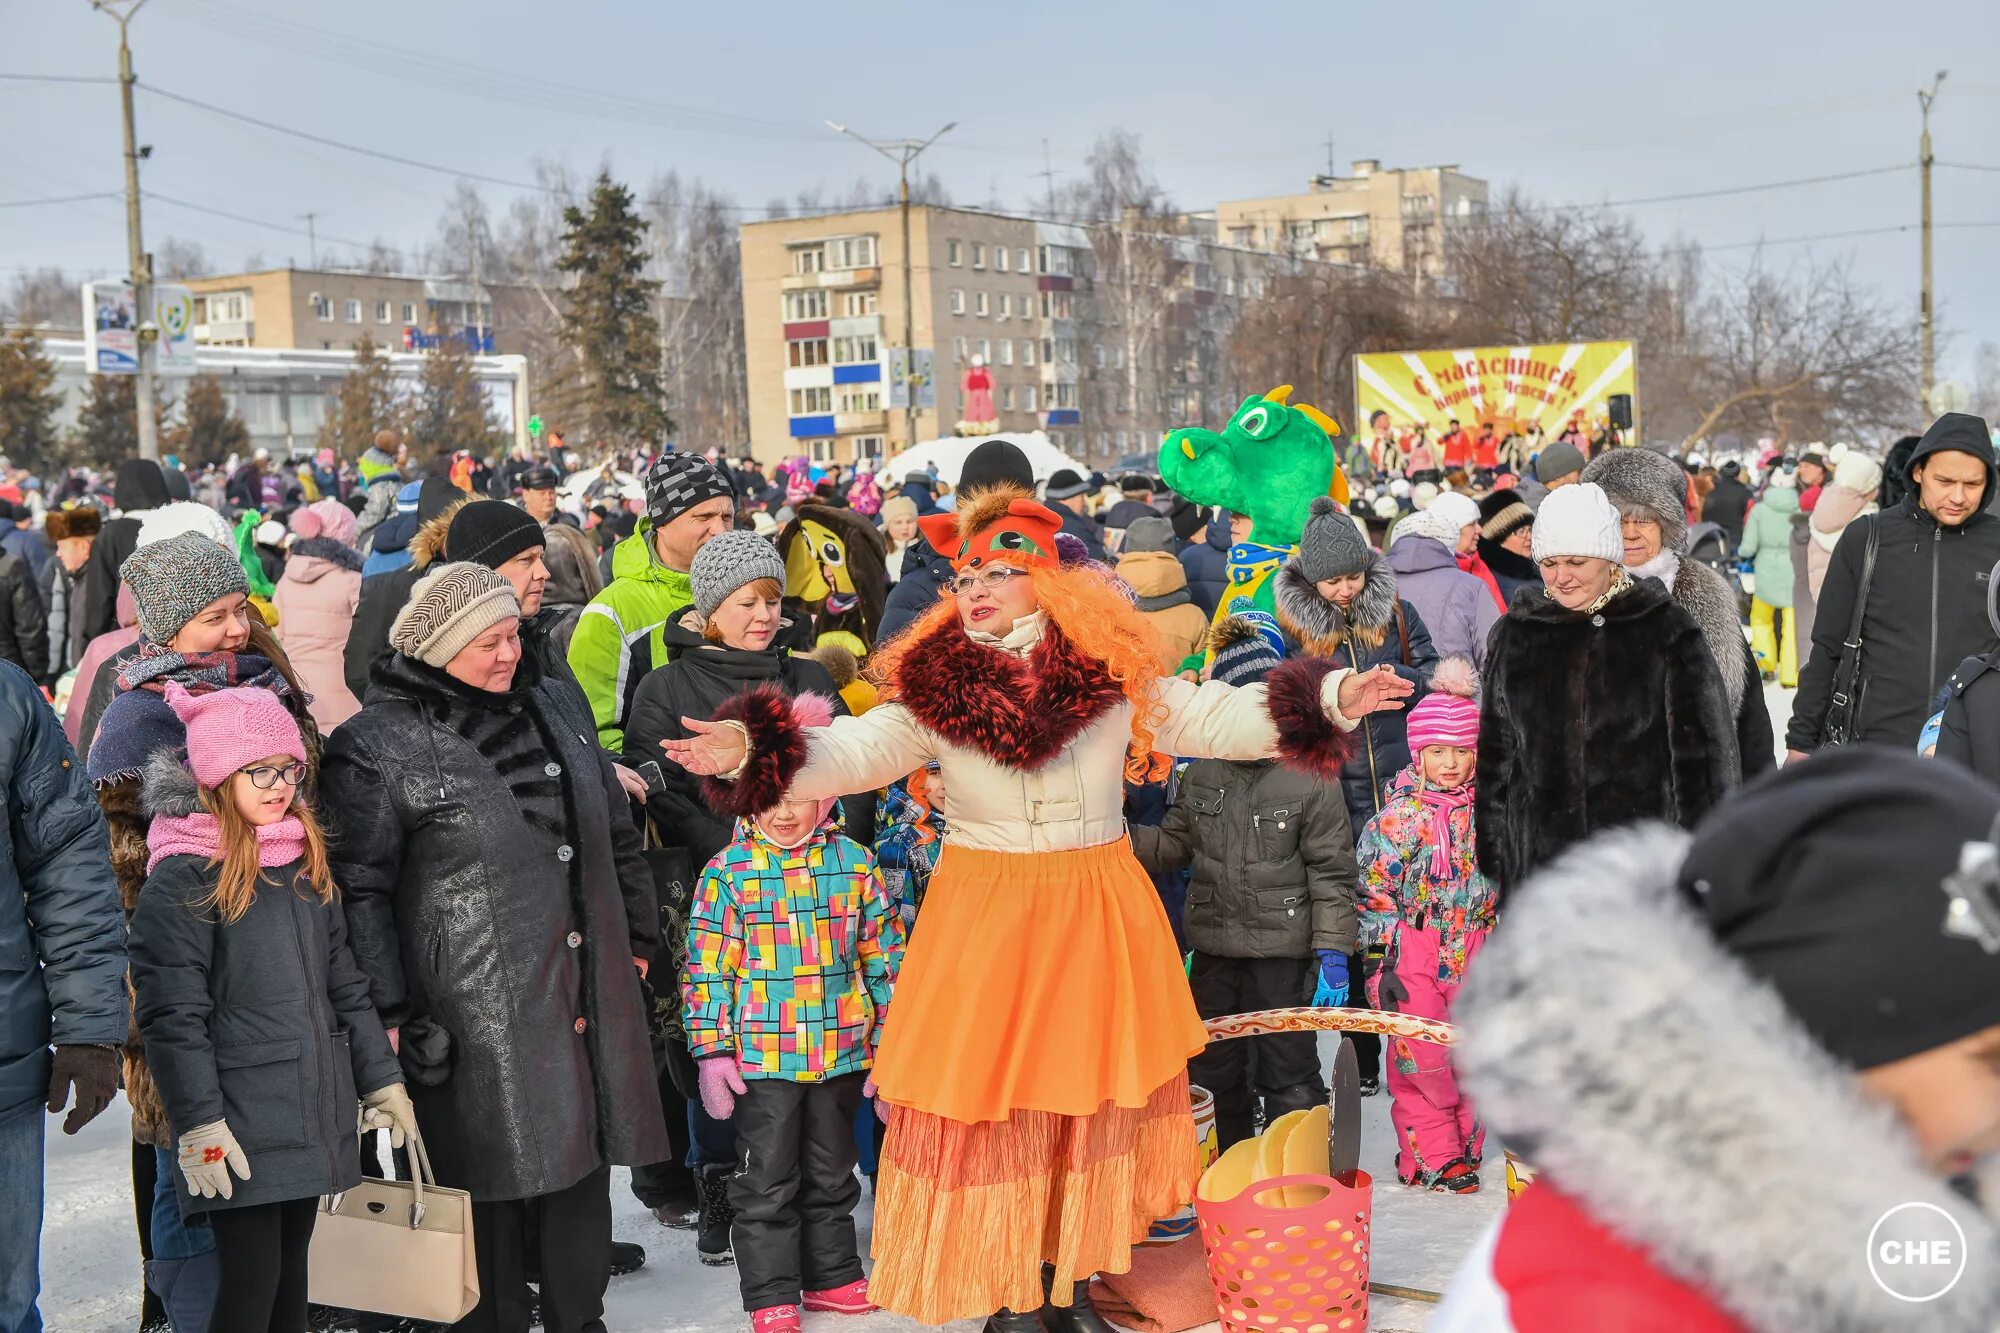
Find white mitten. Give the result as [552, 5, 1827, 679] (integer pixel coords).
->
[177, 1120, 252, 1200]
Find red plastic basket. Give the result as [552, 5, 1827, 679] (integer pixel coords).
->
[1194, 1171, 1373, 1333]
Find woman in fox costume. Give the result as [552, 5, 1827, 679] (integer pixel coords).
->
[665, 488, 1412, 1330]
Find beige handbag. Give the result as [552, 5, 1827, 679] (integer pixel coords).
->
[307, 1131, 480, 1323]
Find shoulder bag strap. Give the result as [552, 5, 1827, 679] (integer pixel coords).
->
[1393, 602, 1410, 666]
[1844, 516, 1880, 651]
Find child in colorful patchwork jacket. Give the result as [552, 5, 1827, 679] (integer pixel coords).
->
[685, 707, 907, 1333]
[1355, 657, 1497, 1194]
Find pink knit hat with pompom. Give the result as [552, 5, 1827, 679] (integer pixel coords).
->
[1406, 656, 1481, 751]
[289, 498, 358, 548]
[163, 681, 309, 789]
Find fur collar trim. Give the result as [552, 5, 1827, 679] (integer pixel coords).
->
[1455, 824, 2000, 1332]
[288, 536, 364, 571]
[1273, 551, 1397, 653]
[891, 612, 1124, 771]
[1672, 557, 1748, 715]
[140, 750, 203, 819]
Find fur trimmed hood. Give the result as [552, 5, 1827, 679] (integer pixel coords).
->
[140, 749, 203, 820]
[1273, 549, 1397, 653]
[1455, 824, 2000, 1332]
[1671, 556, 1749, 716]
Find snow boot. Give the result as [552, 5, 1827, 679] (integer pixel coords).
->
[145, 1251, 220, 1333]
[981, 1311, 1044, 1333]
[1043, 1279, 1113, 1333]
[647, 1166, 701, 1230]
[608, 1240, 647, 1276]
[750, 1305, 801, 1333]
[696, 1162, 737, 1266]
[1429, 1158, 1481, 1194]
[802, 1279, 876, 1315]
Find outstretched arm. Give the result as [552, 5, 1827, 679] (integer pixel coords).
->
[662, 689, 933, 818]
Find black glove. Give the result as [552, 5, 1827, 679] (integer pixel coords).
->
[47, 1044, 119, 1134]
[1374, 964, 1410, 1014]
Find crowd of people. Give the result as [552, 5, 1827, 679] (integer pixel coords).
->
[4, 402, 1999, 1333]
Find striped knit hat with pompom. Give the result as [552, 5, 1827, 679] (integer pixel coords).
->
[1406, 655, 1481, 750]
[389, 562, 519, 668]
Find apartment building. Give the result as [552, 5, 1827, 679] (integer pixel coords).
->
[184, 267, 504, 354]
[1215, 160, 1489, 276]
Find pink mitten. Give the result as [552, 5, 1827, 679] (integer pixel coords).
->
[698, 1056, 747, 1120]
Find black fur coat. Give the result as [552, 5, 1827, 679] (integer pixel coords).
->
[1475, 576, 1738, 893]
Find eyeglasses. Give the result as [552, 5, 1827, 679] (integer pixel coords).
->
[950, 566, 1028, 596]
[242, 763, 306, 790]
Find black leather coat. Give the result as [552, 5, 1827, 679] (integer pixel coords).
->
[320, 651, 667, 1201]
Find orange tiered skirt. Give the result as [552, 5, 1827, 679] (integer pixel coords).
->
[868, 838, 1205, 1324]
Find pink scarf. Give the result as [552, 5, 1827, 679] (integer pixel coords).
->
[1415, 781, 1475, 878]
[147, 812, 308, 875]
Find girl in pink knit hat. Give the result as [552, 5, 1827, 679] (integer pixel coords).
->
[126, 682, 417, 1333]
[1354, 655, 1498, 1194]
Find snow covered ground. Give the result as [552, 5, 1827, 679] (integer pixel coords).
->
[38, 1031, 1502, 1333]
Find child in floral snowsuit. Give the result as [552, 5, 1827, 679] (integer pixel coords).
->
[686, 782, 906, 1333]
[1356, 658, 1497, 1193]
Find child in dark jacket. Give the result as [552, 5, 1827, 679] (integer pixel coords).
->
[1355, 659, 1497, 1194]
[1129, 616, 1359, 1149]
[685, 697, 906, 1333]
[127, 683, 413, 1333]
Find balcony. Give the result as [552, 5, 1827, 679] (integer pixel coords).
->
[836, 410, 887, 433]
[826, 267, 881, 288]
[194, 319, 253, 344]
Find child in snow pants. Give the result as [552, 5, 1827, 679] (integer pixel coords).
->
[1354, 660, 1499, 1193]
[685, 791, 906, 1333]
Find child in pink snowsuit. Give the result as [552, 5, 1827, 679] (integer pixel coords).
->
[1356, 658, 1497, 1193]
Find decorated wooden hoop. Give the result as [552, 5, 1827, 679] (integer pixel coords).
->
[1202, 1005, 1456, 1048]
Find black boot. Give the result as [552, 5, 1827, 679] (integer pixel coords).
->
[695, 1162, 736, 1267]
[981, 1310, 1045, 1333]
[608, 1240, 647, 1276]
[1042, 1279, 1112, 1333]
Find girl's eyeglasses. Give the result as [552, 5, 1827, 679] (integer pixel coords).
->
[950, 566, 1027, 596]
[242, 763, 307, 790]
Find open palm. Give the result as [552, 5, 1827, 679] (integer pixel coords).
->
[660, 716, 748, 776]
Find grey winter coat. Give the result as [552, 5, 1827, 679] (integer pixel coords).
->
[0, 662, 126, 1118]
[1129, 758, 1357, 958]
[128, 758, 400, 1216]
[320, 650, 667, 1201]
[1385, 535, 1498, 668]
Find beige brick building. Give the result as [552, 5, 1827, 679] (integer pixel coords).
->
[185, 267, 503, 354]
[1215, 160, 1488, 275]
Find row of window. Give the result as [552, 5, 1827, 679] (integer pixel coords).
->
[945, 289, 1073, 321]
[785, 332, 878, 369]
[951, 335, 1057, 367]
[308, 294, 424, 326]
[946, 241, 1078, 276]
[797, 436, 887, 465]
[789, 386, 883, 415]
[781, 289, 878, 321]
[792, 235, 878, 275]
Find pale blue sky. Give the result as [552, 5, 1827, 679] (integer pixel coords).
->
[6, 0, 1998, 392]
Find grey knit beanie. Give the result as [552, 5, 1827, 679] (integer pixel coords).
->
[1582, 446, 1690, 553]
[1295, 496, 1373, 583]
[1121, 515, 1176, 555]
[690, 528, 786, 620]
[390, 562, 520, 668]
[120, 532, 251, 644]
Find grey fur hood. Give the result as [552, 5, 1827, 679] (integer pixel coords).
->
[1454, 823, 2000, 1332]
[1671, 555, 1749, 716]
[1273, 549, 1397, 653]
[140, 750, 203, 820]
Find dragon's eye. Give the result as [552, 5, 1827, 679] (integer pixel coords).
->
[991, 529, 1048, 559]
[1237, 405, 1275, 439]
[818, 539, 845, 567]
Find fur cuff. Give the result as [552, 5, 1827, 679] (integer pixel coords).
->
[698, 686, 814, 818]
[1264, 655, 1355, 779]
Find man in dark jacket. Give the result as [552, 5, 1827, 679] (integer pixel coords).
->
[1701, 461, 1754, 553]
[1100, 473, 1160, 542]
[1042, 468, 1107, 563]
[1179, 509, 1232, 618]
[879, 440, 1037, 644]
[74, 457, 169, 657]
[342, 477, 464, 700]
[0, 550, 47, 683]
[1790, 413, 2000, 758]
[0, 503, 52, 584]
[0, 662, 126, 1331]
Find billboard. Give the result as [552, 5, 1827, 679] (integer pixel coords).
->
[83, 282, 198, 375]
[1354, 340, 1635, 438]
[886, 347, 935, 411]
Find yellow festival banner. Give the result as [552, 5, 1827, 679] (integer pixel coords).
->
[1354, 340, 1636, 438]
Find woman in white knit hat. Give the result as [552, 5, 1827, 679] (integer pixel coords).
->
[1474, 482, 1739, 896]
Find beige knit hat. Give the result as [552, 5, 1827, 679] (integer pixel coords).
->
[390, 562, 520, 668]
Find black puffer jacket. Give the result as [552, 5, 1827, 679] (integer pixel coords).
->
[1477, 577, 1738, 893]
[320, 651, 667, 1201]
[1790, 468, 2000, 753]
[1273, 553, 1438, 834]
[877, 534, 954, 646]
[128, 760, 399, 1217]
[621, 615, 849, 880]
[1129, 757, 1356, 958]
[1178, 511, 1230, 618]
[0, 551, 47, 681]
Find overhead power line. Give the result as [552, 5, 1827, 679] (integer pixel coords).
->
[0, 191, 123, 208]
[0, 72, 118, 85]
[142, 190, 374, 252]
[1940, 161, 2000, 173]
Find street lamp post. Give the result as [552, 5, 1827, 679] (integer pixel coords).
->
[1918, 70, 1947, 414]
[94, 0, 160, 461]
[826, 121, 955, 451]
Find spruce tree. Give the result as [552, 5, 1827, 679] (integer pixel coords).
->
[317, 332, 398, 460]
[401, 337, 503, 460]
[553, 172, 671, 450]
[0, 327, 65, 475]
[168, 373, 250, 464]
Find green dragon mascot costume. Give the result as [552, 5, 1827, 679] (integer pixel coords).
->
[1159, 384, 1350, 642]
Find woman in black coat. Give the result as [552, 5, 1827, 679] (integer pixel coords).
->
[319, 562, 667, 1330]
[1476, 483, 1738, 895]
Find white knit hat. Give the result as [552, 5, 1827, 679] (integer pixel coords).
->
[136, 501, 234, 550]
[1429, 491, 1482, 534]
[1531, 482, 1624, 565]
